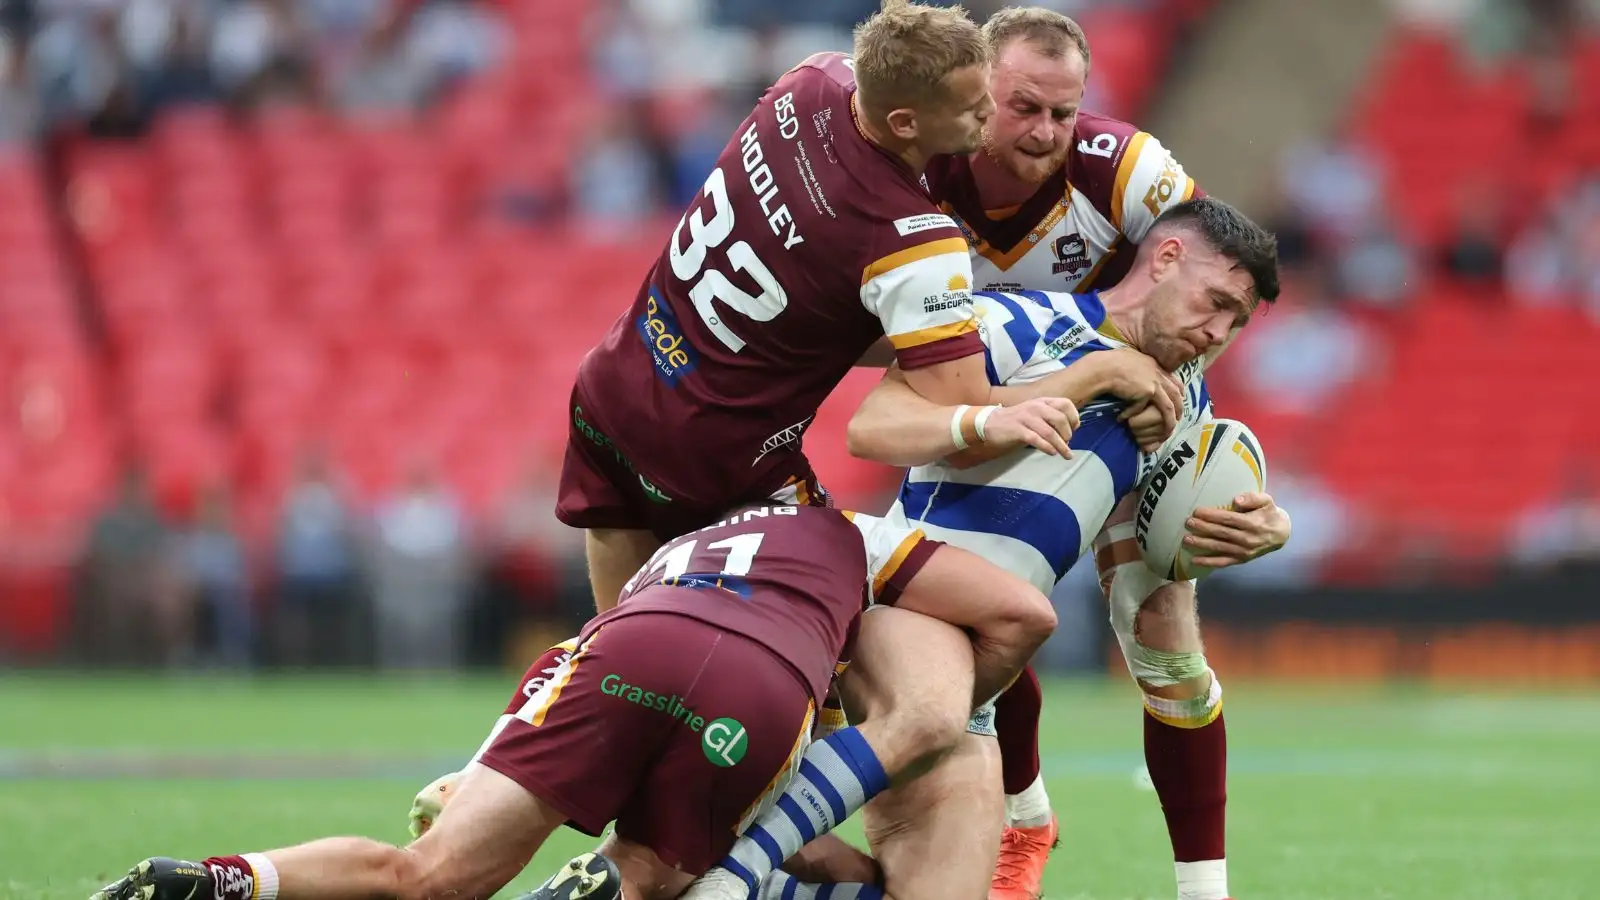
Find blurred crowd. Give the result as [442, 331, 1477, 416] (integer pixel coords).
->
[5, 0, 1600, 670]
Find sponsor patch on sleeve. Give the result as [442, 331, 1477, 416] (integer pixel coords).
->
[893, 213, 957, 237]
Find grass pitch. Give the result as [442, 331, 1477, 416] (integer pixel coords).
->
[3, 673, 1596, 900]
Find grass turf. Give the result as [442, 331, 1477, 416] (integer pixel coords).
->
[3, 673, 1595, 900]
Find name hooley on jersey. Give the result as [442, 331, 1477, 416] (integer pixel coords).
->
[739, 92, 805, 251]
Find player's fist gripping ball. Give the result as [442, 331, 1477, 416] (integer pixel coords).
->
[408, 771, 461, 839]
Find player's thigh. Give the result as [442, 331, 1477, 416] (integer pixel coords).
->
[401, 763, 566, 898]
[473, 613, 721, 841]
[615, 628, 817, 876]
[863, 732, 1004, 900]
[891, 542, 1055, 637]
[585, 528, 662, 612]
[838, 606, 974, 748]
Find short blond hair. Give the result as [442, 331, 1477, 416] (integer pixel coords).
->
[983, 6, 1091, 68]
[853, 1, 988, 116]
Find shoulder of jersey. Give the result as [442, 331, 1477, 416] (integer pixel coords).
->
[784, 51, 856, 89]
[1066, 111, 1143, 220]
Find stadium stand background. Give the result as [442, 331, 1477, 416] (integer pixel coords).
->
[0, 0, 1596, 679]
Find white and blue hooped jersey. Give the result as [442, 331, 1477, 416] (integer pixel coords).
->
[889, 289, 1212, 594]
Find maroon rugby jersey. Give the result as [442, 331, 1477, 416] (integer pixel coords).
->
[926, 111, 1204, 295]
[574, 52, 983, 505]
[601, 505, 936, 705]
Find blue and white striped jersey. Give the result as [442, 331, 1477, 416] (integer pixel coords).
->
[888, 289, 1212, 593]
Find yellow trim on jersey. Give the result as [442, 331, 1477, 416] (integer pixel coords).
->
[861, 237, 970, 285]
[984, 203, 1023, 220]
[1072, 235, 1124, 292]
[738, 699, 817, 830]
[1109, 131, 1150, 232]
[872, 529, 927, 597]
[1181, 177, 1197, 203]
[526, 629, 597, 726]
[953, 191, 1073, 272]
[888, 319, 977, 349]
[1096, 313, 1129, 343]
[840, 510, 858, 523]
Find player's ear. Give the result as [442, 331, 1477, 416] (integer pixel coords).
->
[1149, 235, 1184, 280]
[885, 107, 918, 141]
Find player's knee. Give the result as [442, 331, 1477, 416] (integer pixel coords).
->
[990, 581, 1058, 648]
[1133, 583, 1202, 655]
[891, 696, 970, 771]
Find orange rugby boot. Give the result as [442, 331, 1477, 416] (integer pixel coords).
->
[989, 815, 1059, 900]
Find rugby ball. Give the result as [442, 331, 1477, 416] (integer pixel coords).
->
[1134, 418, 1267, 582]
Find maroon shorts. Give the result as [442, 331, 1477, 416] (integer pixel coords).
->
[554, 385, 829, 542]
[475, 611, 815, 874]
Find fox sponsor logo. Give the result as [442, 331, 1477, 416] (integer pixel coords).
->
[601, 673, 708, 732]
[1143, 153, 1186, 218]
[1051, 233, 1091, 277]
[637, 288, 698, 384]
[207, 862, 253, 900]
[702, 717, 750, 767]
[1134, 440, 1198, 550]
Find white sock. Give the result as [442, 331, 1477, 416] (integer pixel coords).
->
[1004, 773, 1053, 828]
[241, 853, 280, 900]
[1175, 859, 1227, 900]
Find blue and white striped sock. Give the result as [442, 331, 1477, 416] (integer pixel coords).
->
[721, 727, 890, 891]
[756, 871, 884, 900]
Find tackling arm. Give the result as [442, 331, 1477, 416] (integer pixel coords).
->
[847, 359, 1114, 467]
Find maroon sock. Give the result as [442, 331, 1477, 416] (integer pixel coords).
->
[1142, 709, 1228, 861]
[202, 856, 259, 900]
[994, 665, 1044, 796]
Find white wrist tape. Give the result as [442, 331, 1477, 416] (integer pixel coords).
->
[950, 405, 972, 451]
[973, 404, 1000, 442]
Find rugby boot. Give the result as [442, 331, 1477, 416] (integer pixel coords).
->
[90, 857, 212, 900]
[518, 851, 623, 900]
[989, 815, 1059, 900]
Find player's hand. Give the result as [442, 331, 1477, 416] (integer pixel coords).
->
[1182, 492, 1291, 568]
[1092, 349, 1182, 443]
[1119, 399, 1174, 453]
[982, 397, 1079, 457]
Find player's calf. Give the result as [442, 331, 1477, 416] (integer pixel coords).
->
[1101, 533, 1230, 900]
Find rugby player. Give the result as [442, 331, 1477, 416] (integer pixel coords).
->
[920, 11, 1289, 899]
[686, 198, 1288, 900]
[88, 504, 1047, 900]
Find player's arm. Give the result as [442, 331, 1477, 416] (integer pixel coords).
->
[847, 364, 1087, 466]
[854, 336, 896, 368]
[858, 225, 999, 405]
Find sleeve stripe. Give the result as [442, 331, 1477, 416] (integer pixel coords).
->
[1108, 131, 1150, 232]
[887, 319, 977, 350]
[872, 530, 927, 597]
[861, 237, 970, 285]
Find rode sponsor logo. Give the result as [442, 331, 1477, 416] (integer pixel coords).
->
[637, 288, 698, 384]
[1134, 440, 1197, 551]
